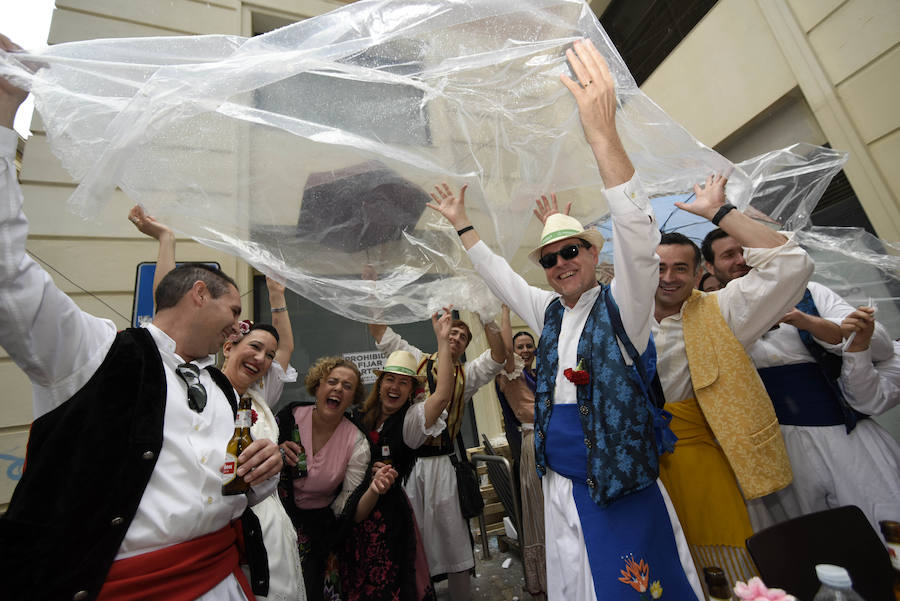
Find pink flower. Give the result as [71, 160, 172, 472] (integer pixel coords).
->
[734, 577, 797, 601]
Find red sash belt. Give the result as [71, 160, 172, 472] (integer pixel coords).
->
[97, 521, 255, 601]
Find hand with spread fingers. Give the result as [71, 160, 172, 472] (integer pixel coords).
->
[559, 39, 619, 149]
[426, 182, 470, 231]
[559, 39, 633, 188]
[533, 192, 571, 225]
[676, 174, 729, 221]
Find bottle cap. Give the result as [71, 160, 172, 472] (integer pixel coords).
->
[815, 564, 852, 587]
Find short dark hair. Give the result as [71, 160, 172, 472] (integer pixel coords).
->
[512, 331, 534, 346]
[247, 322, 279, 344]
[155, 263, 238, 311]
[701, 228, 730, 265]
[659, 231, 701, 272]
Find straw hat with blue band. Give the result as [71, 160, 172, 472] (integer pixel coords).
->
[374, 350, 427, 382]
[527, 213, 606, 265]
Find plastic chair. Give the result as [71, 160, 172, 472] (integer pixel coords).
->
[745, 505, 894, 601]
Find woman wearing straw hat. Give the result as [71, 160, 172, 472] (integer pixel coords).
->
[339, 310, 456, 601]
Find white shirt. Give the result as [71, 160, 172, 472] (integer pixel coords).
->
[747, 281, 893, 369]
[652, 235, 814, 403]
[466, 177, 659, 405]
[0, 125, 275, 564]
[840, 341, 900, 415]
[375, 329, 504, 400]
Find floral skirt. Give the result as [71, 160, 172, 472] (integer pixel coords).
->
[338, 487, 436, 601]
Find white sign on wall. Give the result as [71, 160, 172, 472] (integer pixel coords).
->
[343, 350, 387, 385]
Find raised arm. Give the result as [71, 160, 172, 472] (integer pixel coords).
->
[0, 38, 117, 415]
[697, 175, 814, 346]
[266, 277, 294, 370]
[423, 308, 456, 428]
[559, 39, 633, 188]
[482, 316, 506, 364]
[499, 304, 517, 374]
[676, 174, 786, 250]
[128, 205, 175, 301]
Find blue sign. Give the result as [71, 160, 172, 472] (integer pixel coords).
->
[132, 261, 221, 328]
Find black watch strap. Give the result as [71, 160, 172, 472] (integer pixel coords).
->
[711, 203, 737, 226]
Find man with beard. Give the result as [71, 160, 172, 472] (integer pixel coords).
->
[702, 227, 900, 534]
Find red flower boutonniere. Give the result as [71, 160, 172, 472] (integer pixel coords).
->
[370, 430, 380, 445]
[563, 358, 590, 386]
[250, 409, 258, 426]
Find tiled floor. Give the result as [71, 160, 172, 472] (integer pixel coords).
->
[432, 535, 534, 601]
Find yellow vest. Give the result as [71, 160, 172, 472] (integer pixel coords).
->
[681, 290, 792, 499]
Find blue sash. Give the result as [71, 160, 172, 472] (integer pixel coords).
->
[758, 363, 850, 427]
[546, 405, 698, 599]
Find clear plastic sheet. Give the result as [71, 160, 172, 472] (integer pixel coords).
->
[0, 0, 894, 328]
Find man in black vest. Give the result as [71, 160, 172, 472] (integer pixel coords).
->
[0, 38, 282, 601]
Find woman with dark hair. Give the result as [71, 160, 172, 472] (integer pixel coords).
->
[340, 308, 455, 601]
[698, 271, 722, 292]
[278, 356, 397, 601]
[129, 205, 305, 601]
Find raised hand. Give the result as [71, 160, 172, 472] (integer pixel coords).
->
[533, 193, 571, 225]
[0, 34, 28, 128]
[128, 205, 173, 241]
[432, 305, 454, 340]
[676, 174, 728, 221]
[426, 183, 470, 230]
[559, 39, 619, 148]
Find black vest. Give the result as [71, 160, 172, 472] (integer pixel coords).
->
[0, 328, 258, 601]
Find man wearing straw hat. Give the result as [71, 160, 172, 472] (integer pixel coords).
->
[427, 39, 704, 600]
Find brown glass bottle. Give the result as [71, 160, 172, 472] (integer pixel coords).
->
[704, 566, 732, 601]
[222, 395, 254, 495]
[881, 520, 900, 601]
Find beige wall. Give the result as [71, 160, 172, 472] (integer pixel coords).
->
[642, 0, 900, 241]
[0, 0, 351, 510]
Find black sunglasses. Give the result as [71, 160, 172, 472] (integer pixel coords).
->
[176, 363, 208, 413]
[538, 240, 591, 269]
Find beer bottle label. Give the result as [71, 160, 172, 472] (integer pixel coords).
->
[887, 541, 900, 570]
[222, 453, 237, 483]
[234, 410, 251, 428]
[381, 444, 391, 463]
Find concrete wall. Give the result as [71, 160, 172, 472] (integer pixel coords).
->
[642, 0, 900, 241]
[2, 0, 512, 509]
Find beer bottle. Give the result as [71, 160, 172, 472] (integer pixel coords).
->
[703, 566, 732, 601]
[222, 395, 254, 495]
[881, 520, 900, 601]
[292, 423, 308, 478]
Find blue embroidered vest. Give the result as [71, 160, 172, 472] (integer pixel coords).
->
[533, 285, 660, 507]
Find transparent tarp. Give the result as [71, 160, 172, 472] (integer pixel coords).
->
[0, 0, 895, 329]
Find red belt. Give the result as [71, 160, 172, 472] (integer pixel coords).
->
[97, 521, 255, 601]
